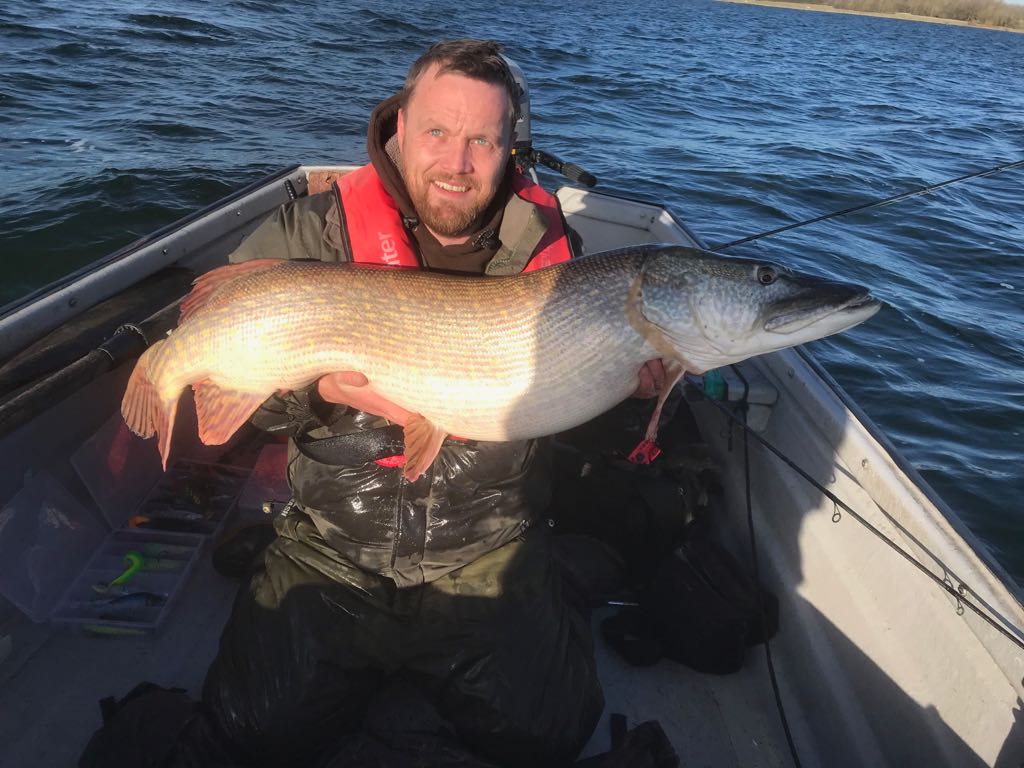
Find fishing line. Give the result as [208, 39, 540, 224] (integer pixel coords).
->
[734, 366, 803, 768]
[710, 158, 1024, 251]
[684, 373, 1024, 653]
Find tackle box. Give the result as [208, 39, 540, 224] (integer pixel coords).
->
[49, 530, 203, 636]
[125, 459, 252, 540]
[1, 412, 277, 635]
[71, 412, 254, 540]
[0, 470, 107, 623]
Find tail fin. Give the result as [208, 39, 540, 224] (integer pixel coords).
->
[121, 341, 179, 469]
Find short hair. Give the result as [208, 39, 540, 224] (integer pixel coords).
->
[400, 39, 520, 127]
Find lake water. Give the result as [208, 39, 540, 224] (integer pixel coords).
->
[1, 0, 1022, 584]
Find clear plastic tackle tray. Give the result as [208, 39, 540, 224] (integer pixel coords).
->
[50, 530, 203, 636]
[125, 460, 252, 540]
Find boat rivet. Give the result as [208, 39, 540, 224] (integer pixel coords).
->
[236, 210, 242, 216]
[68, 297, 77, 307]
[162, 248, 168, 254]
[861, 458, 869, 469]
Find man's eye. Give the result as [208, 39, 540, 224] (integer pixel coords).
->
[472, 137, 490, 146]
[428, 128, 443, 137]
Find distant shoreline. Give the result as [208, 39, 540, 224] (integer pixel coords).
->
[719, 0, 1024, 33]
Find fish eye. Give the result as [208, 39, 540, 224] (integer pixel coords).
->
[757, 266, 777, 285]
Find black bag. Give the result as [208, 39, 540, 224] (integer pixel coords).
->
[547, 449, 703, 585]
[602, 532, 779, 675]
[574, 714, 679, 768]
[78, 682, 197, 768]
[315, 729, 502, 768]
[547, 391, 718, 589]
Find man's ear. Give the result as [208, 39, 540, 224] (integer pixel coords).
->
[396, 108, 405, 145]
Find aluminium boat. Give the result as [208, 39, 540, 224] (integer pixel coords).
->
[0, 166, 1021, 767]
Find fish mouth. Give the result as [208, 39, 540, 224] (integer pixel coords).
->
[764, 290, 882, 334]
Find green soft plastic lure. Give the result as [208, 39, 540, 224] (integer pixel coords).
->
[92, 551, 144, 593]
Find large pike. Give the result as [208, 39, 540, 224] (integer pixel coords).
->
[121, 246, 880, 479]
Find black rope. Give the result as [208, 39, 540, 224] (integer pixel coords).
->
[735, 375, 803, 768]
[685, 374, 1024, 653]
[710, 158, 1024, 251]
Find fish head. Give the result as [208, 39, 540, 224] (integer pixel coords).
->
[638, 247, 881, 373]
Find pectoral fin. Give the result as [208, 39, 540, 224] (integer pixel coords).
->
[644, 360, 686, 442]
[402, 414, 447, 481]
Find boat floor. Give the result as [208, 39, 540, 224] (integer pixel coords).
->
[0, 535, 793, 768]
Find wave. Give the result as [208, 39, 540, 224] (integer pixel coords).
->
[124, 13, 232, 36]
[130, 121, 229, 140]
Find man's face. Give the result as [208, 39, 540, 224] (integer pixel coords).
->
[396, 63, 514, 245]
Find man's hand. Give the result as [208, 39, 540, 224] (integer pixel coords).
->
[318, 371, 370, 396]
[317, 371, 412, 426]
[632, 359, 667, 399]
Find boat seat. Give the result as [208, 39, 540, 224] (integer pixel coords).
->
[306, 170, 351, 196]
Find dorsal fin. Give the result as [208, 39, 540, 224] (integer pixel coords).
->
[179, 259, 284, 323]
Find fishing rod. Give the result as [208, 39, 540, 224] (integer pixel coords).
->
[710, 158, 1024, 251]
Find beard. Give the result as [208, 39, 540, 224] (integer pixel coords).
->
[407, 175, 489, 239]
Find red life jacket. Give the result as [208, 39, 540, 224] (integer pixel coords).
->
[333, 163, 572, 270]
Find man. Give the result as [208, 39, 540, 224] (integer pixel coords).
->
[172, 40, 664, 768]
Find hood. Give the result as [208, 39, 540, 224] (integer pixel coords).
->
[365, 95, 514, 273]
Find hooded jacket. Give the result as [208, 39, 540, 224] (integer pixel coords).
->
[229, 96, 582, 587]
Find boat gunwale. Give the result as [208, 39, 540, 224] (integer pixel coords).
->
[796, 345, 1024, 607]
[0, 167, 1022, 766]
[0, 164, 302, 323]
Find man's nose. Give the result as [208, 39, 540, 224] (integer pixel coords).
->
[440, 140, 472, 174]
